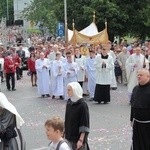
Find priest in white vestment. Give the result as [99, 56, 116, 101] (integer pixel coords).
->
[35, 52, 51, 98]
[94, 47, 114, 104]
[63, 51, 78, 100]
[125, 47, 149, 101]
[117, 47, 130, 85]
[103, 43, 117, 90]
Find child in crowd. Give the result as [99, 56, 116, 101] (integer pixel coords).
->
[45, 116, 71, 150]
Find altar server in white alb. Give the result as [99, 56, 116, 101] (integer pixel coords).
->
[125, 47, 149, 101]
[85, 49, 96, 101]
[35, 52, 51, 98]
[94, 47, 114, 104]
[63, 51, 78, 100]
[107, 43, 117, 90]
[74, 47, 86, 87]
[51, 52, 64, 100]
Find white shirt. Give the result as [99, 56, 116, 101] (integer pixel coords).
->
[47, 141, 71, 150]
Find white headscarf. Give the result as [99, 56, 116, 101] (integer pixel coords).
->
[67, 82, 83, 102]
[0, 92, 25, 129]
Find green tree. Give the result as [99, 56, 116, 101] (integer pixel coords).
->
[54, 0, 129, 41]
[22, 0, 57, 34]
[112, 0, 150, 39]
[22, 0, 150, 40]
[0, 0, 14, 22]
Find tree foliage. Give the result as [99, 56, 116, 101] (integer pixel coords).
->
[22, 0, 57, 34]
[0, 0, 14, 22]
[13, 0, 150, 40]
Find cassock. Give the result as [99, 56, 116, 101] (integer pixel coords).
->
[0, 92, 25, 150]
[94, 54, 114, 103]
[35, 58, 51, 95]
[126, 54, 149, 94]
[0, 109, 19, 150]
[85, 57, 96, 98]
[63, 61, 78, 100]
[65, 98, 90, 149]
[51, 60, 64, 96]
[130, 81, 150, 150]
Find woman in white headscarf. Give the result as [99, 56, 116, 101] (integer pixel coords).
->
[65, 82, 90, 150]
[0, 92, 25, 150]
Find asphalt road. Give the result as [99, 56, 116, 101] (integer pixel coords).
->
[1, 71, 132, 150]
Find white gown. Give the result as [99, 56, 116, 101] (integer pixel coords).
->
[51, 60, 64, 96]
[108, 50, 117, 88]
[75, 55, 86, 82]
[94, 55, 114, 85]
[85, 57, 96, 98]
[126, 53, 149, 94]
[63, 61, 78, 100]
[35, 58, 51, 95]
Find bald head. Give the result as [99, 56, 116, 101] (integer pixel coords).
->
[137, 69, 150, 85]
[138, 69, 149, 76]
[135, 47, 141, 55]
[122, 47, 127, 53]
[40, 52, 45, 60]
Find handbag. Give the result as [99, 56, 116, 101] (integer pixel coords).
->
[27, 71, 32, 76]
[0, 126, 17, 142]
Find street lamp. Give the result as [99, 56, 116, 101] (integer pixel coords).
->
[64, 0, 68, 44]
[6, 0, 9, 20]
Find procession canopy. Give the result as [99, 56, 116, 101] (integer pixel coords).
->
[67, 13, 109, 55]
[68, 16, 109, 45]
[68, 22, 99, 41]
[70, 27, 108, 45]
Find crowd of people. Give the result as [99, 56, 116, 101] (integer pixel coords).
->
[0, 30, 150, 149]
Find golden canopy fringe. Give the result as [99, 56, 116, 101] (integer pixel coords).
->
[69, 27, 109, 46]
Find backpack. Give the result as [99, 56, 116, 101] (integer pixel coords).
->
[49, 139, 72, 150]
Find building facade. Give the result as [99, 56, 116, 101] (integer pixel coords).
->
[13, 0, 32, 29]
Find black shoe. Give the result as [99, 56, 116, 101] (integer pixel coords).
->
[104, 102, 108, 104]
[7, 88, 11, 91]
[46, 94, 50, 97]
[34, 84, 37, 87]
[111, 87, 117, 90]
[52, 95, 55, 99]
[41, 95, 45, 98]
[12, 89, 16, 91]
[60, 96, 64, 100]
[83, 93, 89, 97]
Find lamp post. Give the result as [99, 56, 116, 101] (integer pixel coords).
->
[6, 0, 9, 20]
[64, 0, 68, 44]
